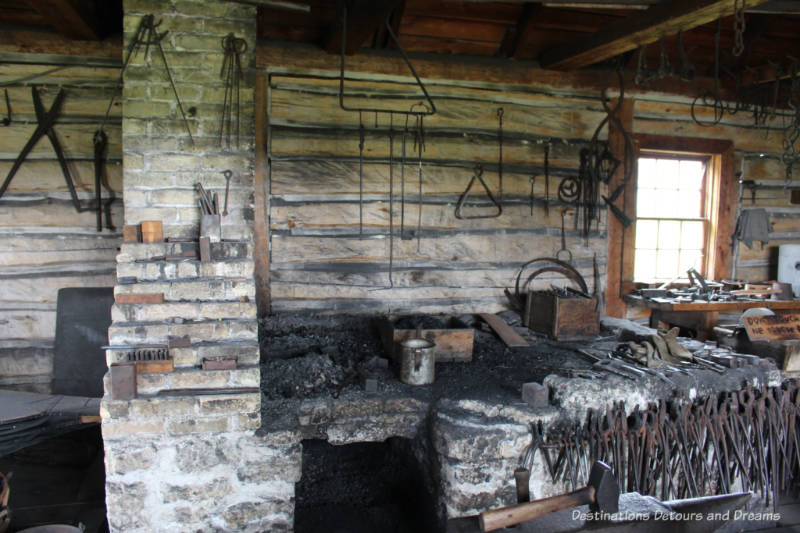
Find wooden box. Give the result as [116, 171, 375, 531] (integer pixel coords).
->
[524, 290, 599, 340]
[140, 221, 163, 243]
[379, 317, 474, 363]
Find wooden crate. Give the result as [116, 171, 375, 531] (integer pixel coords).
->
[379, 317, 474, 363]
[524, 291, 599, 340]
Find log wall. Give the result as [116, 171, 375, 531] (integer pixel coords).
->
[266, 73, 608, 314]
[0, 58, 122, 391]
[263, 62, 792, 314]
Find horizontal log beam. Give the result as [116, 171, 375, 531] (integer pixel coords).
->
[538, 0, 771, 70]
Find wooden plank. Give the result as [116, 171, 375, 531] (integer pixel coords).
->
[27, 0, 101, 41]
[604, 98, 633, 317]
[479, 312, 528, 347]
[254, 72, 270, 316]
[538, 0, 771, 70]
[257, 42, 733, 102]
[270, 233, 608, 264]
[625, 294, 800, 312]
[325, 0, 403, 54]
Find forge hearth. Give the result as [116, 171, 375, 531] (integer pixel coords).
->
[295, 438, 439, 533]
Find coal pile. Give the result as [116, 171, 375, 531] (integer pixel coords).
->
[259, 312, 598, 403]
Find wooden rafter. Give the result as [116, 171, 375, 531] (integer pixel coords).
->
[324, 0, 403, 55]
[27, 0, 102, 41]
[539, 0, 771, 70]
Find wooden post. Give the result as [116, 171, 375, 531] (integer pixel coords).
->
[605, 98, 634, 318]
[254, 72, 271, 316]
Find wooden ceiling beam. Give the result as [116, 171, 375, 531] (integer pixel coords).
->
[27, 0, 102, 41]
[538, 0, 771, 70]
[323, 0, 403, 55]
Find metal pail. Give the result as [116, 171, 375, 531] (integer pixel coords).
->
[399, 338, 435, 385]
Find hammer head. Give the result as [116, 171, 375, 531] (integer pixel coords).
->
[587, 461, 619, 515]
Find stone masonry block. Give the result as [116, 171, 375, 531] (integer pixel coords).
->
[130, 397, 195, 419]
[203, 154, 252, 170]
[102, 419, 165, 439]
[126, 206, 179, 225]
[237, 411, 261, 431]
[150, 189, 198, 205]
[230, 367, 260, 387]
[173, 34, 222, 51]
[197, 393, 260, 416]
[163, 477, 231, 503]
[176, 261, 200, 278]
[170, 369, 230, 389]
[222, 500, 292, 532]
[105, 480, 149, 531]
[105, 445, 157, 475]
[167, 416, 229, 435]
[149, 154, 203, 172]
[100, 399, 131, 420]
[174, 0, 254, 18]
[125, 100, 172, 118]
[135, 373, 168, 395]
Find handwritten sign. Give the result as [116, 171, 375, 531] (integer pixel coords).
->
[743, 312, 800, 341]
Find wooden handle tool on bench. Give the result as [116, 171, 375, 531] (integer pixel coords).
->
[479, 461, 618, 532]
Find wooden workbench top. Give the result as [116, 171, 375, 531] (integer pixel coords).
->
[625, 294, 800, 312]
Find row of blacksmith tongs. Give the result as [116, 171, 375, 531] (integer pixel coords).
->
[522, 382, 800, 509]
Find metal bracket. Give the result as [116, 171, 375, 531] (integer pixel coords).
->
[338, 5, 435, 117]
[455, 164, 502, 219]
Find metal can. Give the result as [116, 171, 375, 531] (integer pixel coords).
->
[399, 338, 435, 385]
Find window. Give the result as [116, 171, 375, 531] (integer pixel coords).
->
[633, 156, 710, 282]
[604, 131, 736, 317]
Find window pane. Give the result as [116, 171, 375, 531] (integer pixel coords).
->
[638, 158, 658, 188]
[676, 189, 703, 218]
[636, 219, 658, 249]
[634, 249, 657, 281]
[637, 188, 657, 217]
[654, 188, 679, 218]
[657, 220, 681, 250]
[679, 249, 704, 273]
[680, 221, 705, 249]
[656, 249, 679, 279]
[679, 160, 705, 190]
[656, 159, 680, 185]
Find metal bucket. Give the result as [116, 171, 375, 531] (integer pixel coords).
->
[399, 338, 435, 385]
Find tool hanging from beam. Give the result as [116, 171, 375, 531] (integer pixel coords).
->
[0, 87, 115, 231]
[219, 33, 247, 149]
[454, 108, 505, 220]
[337, 3, 437, 287]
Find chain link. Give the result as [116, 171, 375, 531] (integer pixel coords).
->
[733, 0, 746, 57]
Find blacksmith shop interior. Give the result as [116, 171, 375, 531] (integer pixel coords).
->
[4, 0, 800, 532]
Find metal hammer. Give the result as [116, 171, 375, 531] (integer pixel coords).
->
[479, 461, 619, 532]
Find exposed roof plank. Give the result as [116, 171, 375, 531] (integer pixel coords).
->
[323, 0, 403, 54]
[538, 0, 771, 70]
[27, 0, 101, 41]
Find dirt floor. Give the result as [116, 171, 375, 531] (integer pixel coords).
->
[258, 311, 608, 404]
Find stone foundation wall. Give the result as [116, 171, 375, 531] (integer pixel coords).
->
[103, 428, 300, 532]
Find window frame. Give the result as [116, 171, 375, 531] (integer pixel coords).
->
[633, 153, 712, 283]
[605, 130, 735, 316]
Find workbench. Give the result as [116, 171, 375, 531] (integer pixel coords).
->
[624, 294, 800, 340]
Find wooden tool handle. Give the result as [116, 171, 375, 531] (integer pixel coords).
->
[479, 486, 594, 532]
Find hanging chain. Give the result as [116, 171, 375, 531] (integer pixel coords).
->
[358, 111, 365, 238]
[733, 0, 746, 57]
[497, 107, 504, 205]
